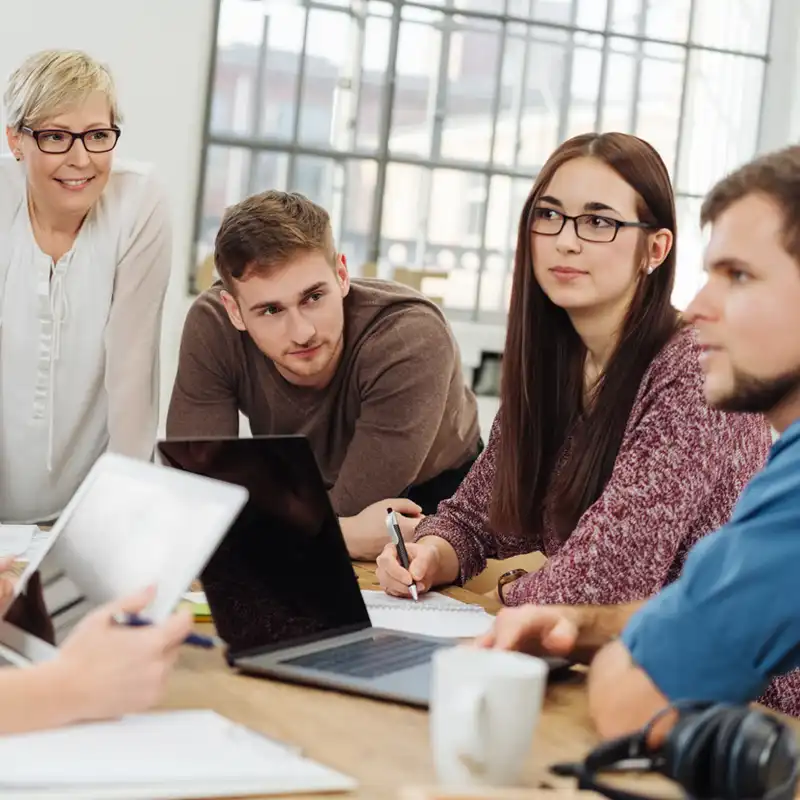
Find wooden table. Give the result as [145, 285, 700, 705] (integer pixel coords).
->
[159, 564, 654, 800]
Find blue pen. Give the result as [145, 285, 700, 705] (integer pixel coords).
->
[112, 613, 222, 650]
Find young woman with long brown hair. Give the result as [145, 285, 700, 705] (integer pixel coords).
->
[376, 132, 772, 607]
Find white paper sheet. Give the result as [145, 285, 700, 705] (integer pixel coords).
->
[0, 525, 37, 558]
[362, 589, 495, 639]
[0, 709, 356, 798]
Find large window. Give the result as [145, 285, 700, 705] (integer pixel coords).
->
[193, 0, 773, 321]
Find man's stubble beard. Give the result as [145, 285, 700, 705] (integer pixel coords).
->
[712, 366, 800, 415]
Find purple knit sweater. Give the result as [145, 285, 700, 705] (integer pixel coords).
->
[414, 326, 771, 603]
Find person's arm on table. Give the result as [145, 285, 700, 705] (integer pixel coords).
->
[588, 460, 800, 739]
[477, 601, 642, 664]
[330, 311, 465, 559]
[376, 414, 538, 595]
[588, 641, 671, 740]
[0, 586, 192, 735]
[166, 299, 241, 438]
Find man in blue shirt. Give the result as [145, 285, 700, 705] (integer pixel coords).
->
[476, 144, 800, 735]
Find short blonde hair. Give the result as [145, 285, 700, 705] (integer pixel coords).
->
[3, 49, 121, 131]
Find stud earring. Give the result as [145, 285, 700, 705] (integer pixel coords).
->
[647, 265, 655, 275]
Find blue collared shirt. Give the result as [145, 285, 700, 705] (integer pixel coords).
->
[621, 419, 800, 704]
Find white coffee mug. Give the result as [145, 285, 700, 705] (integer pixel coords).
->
[430, 646, 548, 787]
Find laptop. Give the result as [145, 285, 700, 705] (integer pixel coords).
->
[156, 435, 569, 708]
[0, 452, 248, 665]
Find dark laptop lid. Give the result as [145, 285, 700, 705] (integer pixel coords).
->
[156, 436, 371, 655]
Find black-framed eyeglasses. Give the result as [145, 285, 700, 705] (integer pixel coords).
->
[21, 126, 121, 154]
[531, 207, 655, 243]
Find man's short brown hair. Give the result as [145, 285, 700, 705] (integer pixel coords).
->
[214, 190, 335, 290]
[701, 145, 800, 263]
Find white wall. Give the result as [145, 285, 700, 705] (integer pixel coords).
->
[757, 0, 800, 154]
[0, 0, 216, 432]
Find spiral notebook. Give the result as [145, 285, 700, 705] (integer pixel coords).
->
[361, 590, 495, 639]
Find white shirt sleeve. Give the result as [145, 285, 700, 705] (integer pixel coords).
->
[103, 172, 172, 460]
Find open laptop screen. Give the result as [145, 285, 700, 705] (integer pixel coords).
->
[156, 436, 370, 655]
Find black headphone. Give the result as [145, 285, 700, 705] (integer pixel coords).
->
[551, 702, 800, 800]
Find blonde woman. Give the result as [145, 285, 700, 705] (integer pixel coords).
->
[0, 50, 171, 523]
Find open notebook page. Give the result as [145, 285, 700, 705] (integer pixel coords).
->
[362, 589, 495, 638]
[0, 709, 356, 797]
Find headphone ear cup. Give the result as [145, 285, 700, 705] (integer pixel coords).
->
[709, 707, 750, 799]
[663, 707, 726, 797]
[732, 711, 799, 800]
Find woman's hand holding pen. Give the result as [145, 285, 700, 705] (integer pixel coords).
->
[376, 539, 440, 598]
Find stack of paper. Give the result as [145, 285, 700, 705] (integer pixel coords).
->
[361, 590, 495, 639]
[0, 709, 356, 799]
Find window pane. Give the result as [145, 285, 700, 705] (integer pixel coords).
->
[198, 145, 252, 251]
[491, 23, 526, 167]
[673, 196, 706, 311]
[644, 0, 691, 42]
[693, 0, 772, 55]
[253, 151, 289, 195]
[297, 10, 355, 147]
[200, 0, 771, 320]
[597, 38, 638, 132]
[441, 17, 503, 163]
[382, 163, 427, 267]
[517, 28, 572, 170]
[290, 156, 336, 208]
[211, 0, 264, 136]
[454, 0, 504, 11]
[677, 50, 765, 195]
[507, 0, 536, 17]
[564, 35, 603, 140]
[610, 0, 643, 35]
[635, 43, 685, 179]
[480, 175, 531, 314]
[433, 170, 516, 314]
[576, 0, 609, 30]
[194, 145, 253, 287]
[524, 0, 606, 30]
[213, 1, 308, 139]
[390, 13, 442, 157]
[340, 160, 379, 276]
[356, 13, 393, 151]
[427, 169, 478, 249]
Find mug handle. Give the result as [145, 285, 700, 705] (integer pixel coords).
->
[453, 684, 490, 779]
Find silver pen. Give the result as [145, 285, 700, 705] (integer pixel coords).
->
[385, 507, 419, 601]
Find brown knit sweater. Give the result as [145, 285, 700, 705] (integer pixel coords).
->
[167, 278, 480, 517]
[413, 325, 773, 606]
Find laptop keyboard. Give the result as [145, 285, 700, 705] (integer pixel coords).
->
[282, 634, 443, 679]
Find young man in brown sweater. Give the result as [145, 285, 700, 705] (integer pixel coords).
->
[167, 191, 481, 559]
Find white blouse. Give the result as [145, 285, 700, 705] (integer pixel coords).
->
[0, 156, 172, 523]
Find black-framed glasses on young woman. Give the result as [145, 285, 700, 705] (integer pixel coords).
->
[531, 207, 655, 243]
[20, 126, 122, 154]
